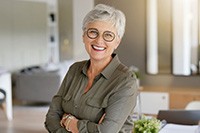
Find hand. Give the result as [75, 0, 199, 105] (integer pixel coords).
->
[60, 114, 79, 133]
[67, 116, 78, 133]
[60, 113, 68, 127]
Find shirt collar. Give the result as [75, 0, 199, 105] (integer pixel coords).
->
[82, 53, 121, 79]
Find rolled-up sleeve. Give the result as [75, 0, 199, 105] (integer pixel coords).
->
[45, 95, 66, 133]
[45, 74, 70, 133]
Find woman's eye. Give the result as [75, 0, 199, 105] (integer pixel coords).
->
[90, 30, 98, 35]
[104, 32, 114, 39]
[104, 33, 113, 38]
[88, 30, 98, 38]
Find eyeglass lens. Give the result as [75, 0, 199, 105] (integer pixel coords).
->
[86, 28, 115, 42]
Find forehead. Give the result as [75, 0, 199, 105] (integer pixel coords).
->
[86, 21, 117, 32]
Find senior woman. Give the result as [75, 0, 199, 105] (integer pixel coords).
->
[45, 4, 138, 133]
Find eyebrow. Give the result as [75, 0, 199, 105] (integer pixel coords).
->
[88, 28, 115, 33]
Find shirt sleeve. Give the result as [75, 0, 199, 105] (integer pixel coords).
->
[44, 73, 71, 133]
[44, 62, 83, 133]
[77, 74, 138, 133]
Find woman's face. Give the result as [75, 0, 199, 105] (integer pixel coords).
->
[83, 21, 121, 62]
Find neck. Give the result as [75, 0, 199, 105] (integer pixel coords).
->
[88, 56, 112, 77]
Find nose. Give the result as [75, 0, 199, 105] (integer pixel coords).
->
[95, 34, 104, 44]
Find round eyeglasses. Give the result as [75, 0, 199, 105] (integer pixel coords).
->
[86, 28, 115, 42]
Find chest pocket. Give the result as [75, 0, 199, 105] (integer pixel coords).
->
[83, 97, 108, 122]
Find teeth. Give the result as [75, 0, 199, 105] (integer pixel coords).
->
[92, 45, 105, 51]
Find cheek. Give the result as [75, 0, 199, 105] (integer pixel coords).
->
[83, 35, 87, 44]
[83, 34, 92, 44]
[83, 37, 89, 47]
[109, 42, 119, 50]
[114, 38, 121, 49]
[84, 40, 91, 48]
[83, 37, 92, 51]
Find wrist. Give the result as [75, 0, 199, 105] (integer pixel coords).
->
[61, 114, 70, 127]
[64, 115, 75, 131]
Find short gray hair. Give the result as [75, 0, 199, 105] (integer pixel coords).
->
[82, 4, 126, 39]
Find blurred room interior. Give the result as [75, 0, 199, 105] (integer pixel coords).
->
[0, 0, 200, 132]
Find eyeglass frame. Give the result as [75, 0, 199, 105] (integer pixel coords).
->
[86, 28, 116, 42]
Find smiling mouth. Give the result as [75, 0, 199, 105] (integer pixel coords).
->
[92, 45, 106, 51]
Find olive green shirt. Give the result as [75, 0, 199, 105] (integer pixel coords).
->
[45, 54, 138, 133]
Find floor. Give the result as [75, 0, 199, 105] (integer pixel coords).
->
[0, 103, 49, 133]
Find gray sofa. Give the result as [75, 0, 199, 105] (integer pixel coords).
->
[13, 61, 74, 103]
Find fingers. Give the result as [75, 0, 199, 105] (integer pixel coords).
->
[60, 113, 69, 127]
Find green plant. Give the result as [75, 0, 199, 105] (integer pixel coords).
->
[129, 65, 140, 79]
[134, 71, 140, 79]
[133, 116, 161, 133]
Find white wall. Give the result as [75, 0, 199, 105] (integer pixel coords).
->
[0, 0, 48, 71]
[0, 0, 94, 71]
